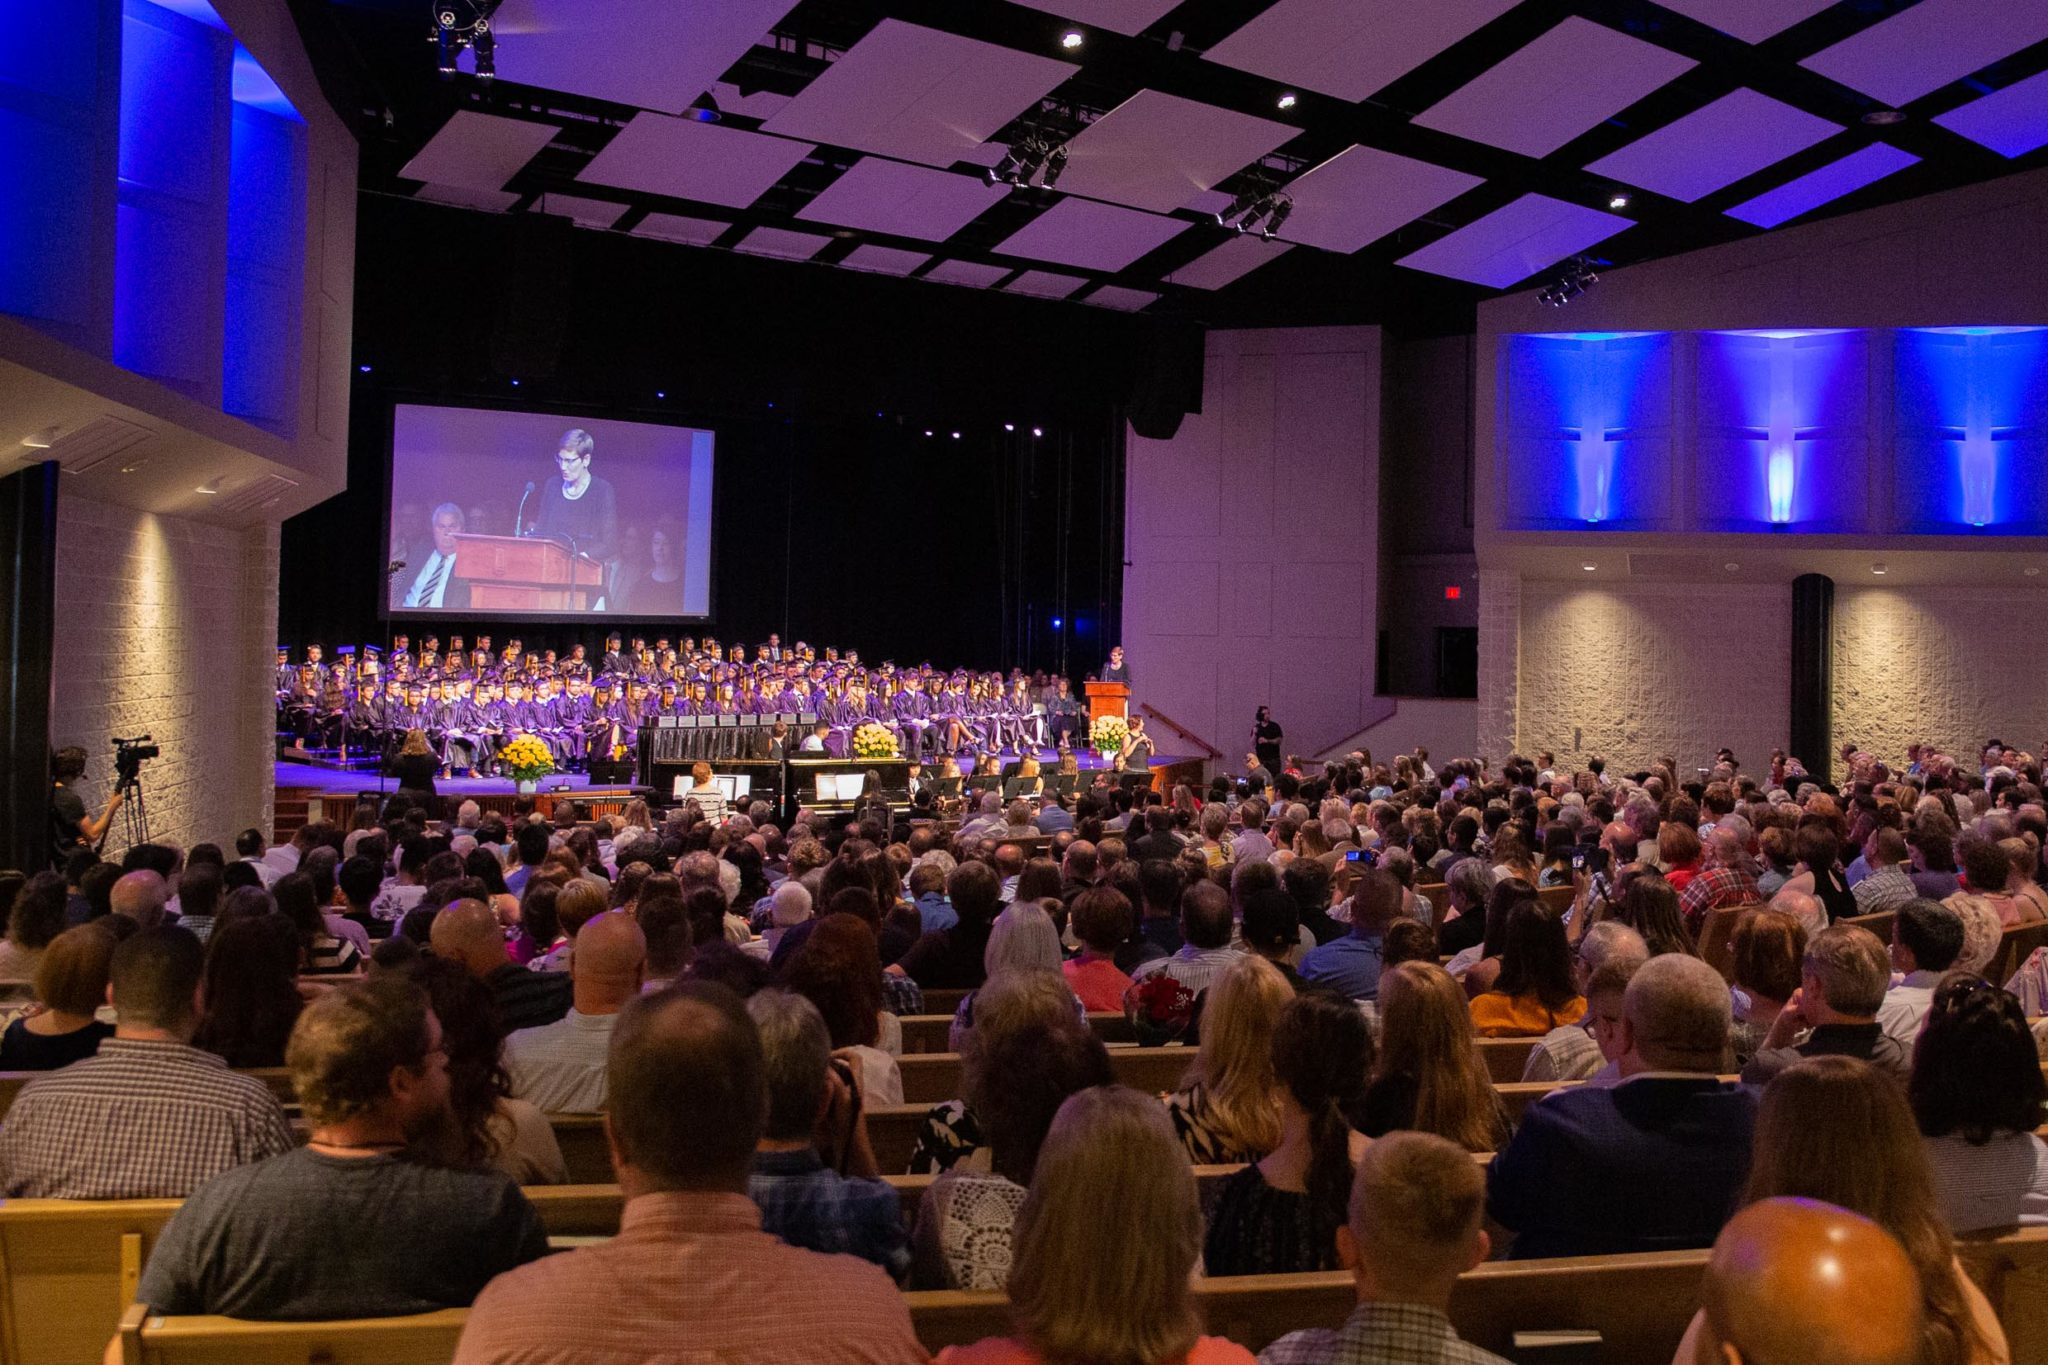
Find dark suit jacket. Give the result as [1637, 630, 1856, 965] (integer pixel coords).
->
[1487, 1075, 1757, 1259]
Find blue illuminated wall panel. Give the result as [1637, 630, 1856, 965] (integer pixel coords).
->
[224, 50, 304, 433]
[0, 0, 118, 336]
[114, 0, 231, 404]
[1894, 328, 2048, 534]
[1695, 330, 1869, 532]
[1501, 332, 1674, 530]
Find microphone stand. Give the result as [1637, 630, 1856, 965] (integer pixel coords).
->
[514, 480, 536, 538]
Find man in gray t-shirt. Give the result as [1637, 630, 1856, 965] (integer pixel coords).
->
[135, 975, 549, 1320]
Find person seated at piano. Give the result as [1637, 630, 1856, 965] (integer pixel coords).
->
[684, 761, 728, 827]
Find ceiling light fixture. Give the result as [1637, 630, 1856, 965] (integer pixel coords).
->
[1581, 562, 1597, 572]
[195, 477, 224, 495]
[1862, 109, 1907, 126]
[686, 93, 721, 124]
[1031, 427, 1043, 438]
[1608, 192, 1631, 210]
[1724, 562, 1739, 572]
[1060, 28, 1084, 49]
[1539, 255, 1605, 308]
[1277, 91, 1298, 111]
[1871, 563, 1888, 575]
[431, 1, 500, 81]
[19, 427, 59, 449]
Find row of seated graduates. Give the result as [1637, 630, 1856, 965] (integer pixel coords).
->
[275, 630, 1088, 771]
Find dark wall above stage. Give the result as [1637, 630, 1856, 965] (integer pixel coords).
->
[280, 193, 1160, 673]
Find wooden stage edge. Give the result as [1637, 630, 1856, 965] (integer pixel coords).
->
[290, 756, 1206, 827]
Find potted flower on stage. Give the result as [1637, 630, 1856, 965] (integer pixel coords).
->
[851, 722, 900, 761]
[1089, 713, 1128, 760]
[501, 734, 555, 795]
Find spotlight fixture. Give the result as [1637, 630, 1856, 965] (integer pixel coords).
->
[950, 431, 961, 440]
[987, 131, 1071, 190]
[686, 94, 721, 124]
[656, 391, 666, 399]
[19, 427, 59, 449]
[195, 477, 224, 496]
[1581, 562, 1597, 572]
[1538, 255, 1604, 308]
[1607, 192, 1631, 210]
[1003, 423, 1015, 432]
[1871, 563, 1888, 575]
[924, 429, 934, 437]
[1276, 91, 1298, 111]
[1060, 28, 1084, 49]
[1216, 182, 1293, 239]
[1031, 427, 1043, 438]
[358, 364, 372, 373]
[430, 2, 501, 82]
[1862, 109, 1907, 126]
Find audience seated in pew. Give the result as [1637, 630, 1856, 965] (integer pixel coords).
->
[1910, 974, 2048, 1234]
[1518, 922, 1646, 1083]
[1741, 924, 1910, 1083]
[0, 923, 116, 1070]
[503, 910, 645, 1113]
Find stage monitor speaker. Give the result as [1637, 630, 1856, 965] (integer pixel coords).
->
[1126, 323, 1205, 441]
[489, 213, 577, 381]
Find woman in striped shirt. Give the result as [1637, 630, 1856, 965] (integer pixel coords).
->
[686, 761, 726, 827]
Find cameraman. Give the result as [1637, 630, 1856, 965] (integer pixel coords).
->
[49, 746, 121, 869]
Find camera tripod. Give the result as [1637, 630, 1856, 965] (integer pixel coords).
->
[113, 770, 151, 850]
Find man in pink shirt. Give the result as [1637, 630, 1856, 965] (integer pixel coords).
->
[454, 982, 927, 1365]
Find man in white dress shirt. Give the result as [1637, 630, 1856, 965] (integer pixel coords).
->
[401, 503, 468, 609]
[505, 911, 645, 1113]
[1877, 898, 1965, 1050]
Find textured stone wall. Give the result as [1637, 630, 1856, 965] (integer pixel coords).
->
[1514, 579, 1792, 773]
[51, 495, 278, 856]
[1476, 569, 1521, 763]
[1834, 585, 2048, 765]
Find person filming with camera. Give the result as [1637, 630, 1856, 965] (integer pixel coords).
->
[49, 745, 122, 869]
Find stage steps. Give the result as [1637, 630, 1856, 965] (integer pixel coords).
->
[272, 789, 315, 844]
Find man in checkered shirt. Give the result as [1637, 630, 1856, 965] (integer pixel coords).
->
[1258, 1132, 1509, 1365]
[0, 926, 292, 1198]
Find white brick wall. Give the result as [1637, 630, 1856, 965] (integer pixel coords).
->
[1512, 579, 1793, 773]
[1833, 585, 2048, 765]
[51, 495, 278, 855]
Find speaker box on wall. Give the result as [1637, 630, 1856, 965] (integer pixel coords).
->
[489, 212, 578, 381]
[1126, 323, 1205, 441]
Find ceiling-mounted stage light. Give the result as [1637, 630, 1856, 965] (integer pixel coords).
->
[1214, 186, 1262, 229]
[1538, 254, 1603, 307]
[1040, 143, 1068, 189]
[1258, 195, 1292, 240]
[430, 1, 502, 81]
[986, 131, 1071, 190]
[687, 93, 721, 124]
[1060, 28, 1084, 50]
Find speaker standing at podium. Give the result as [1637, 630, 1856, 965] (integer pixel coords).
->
[523, 429, 618, 607]
[400, 503, 471, 609]
[1099, 644, 1130, 685]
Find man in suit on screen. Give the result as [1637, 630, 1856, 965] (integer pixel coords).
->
[400, 503, 470, 610]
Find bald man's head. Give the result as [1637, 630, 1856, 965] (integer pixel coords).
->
[571, 910, 646, 1013]
[1697, 1198, 1921, 1365]
[427, 899, 504, 979]
[111, 871, 167, 928]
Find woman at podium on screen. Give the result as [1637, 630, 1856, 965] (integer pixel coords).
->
[522, 428, 618, 598]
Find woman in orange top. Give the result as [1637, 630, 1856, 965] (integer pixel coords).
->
[1060, 886, 1135, 1013]
[1469, 901, 1586, 1037]
[937, 1085, 1254, 1365]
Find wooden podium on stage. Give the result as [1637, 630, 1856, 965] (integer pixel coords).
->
[449, 534, 605, 611]
[1084, 680, 1130, 726]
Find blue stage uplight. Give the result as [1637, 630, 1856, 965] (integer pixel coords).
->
[1898, 327, 2048, 531]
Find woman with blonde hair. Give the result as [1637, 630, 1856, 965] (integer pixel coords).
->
[1161, 955, 1292, 1163]
[1361, 960, 1508, 1152]
[937, 1086, 1253, 1365]
[1674, 1056, 2009, 1365]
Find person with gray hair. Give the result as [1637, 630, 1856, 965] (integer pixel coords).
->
[744, 990, 909, 1279]
[455, 800, 482, 831]
[949, 902, 1076, 1051]
[1488, 953, 1757, 1258]
[401, 502, 469, 609]
[743, 881, 813, 962]
[1521, 922, 1649, 1084]
[1742, 924, 1907, 1084]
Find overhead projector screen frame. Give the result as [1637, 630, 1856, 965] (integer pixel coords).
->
[378, 398, 717, 627]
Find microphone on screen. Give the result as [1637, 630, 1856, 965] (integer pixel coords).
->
[515, 480, 536, 537]
[387, 559, 407, 575]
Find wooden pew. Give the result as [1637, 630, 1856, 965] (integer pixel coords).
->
[897, 1046, 1194, 1105]
[1536, 885, 1574, 915]
[1474, 1037, 1541, 1085]
[921, 988, 969, 1017]
[896, 1010, 1136, 1054]
[1842, 909, 1897, 946]
[1697, 903, 1765, 980]
[1991, 920, 2048, 986]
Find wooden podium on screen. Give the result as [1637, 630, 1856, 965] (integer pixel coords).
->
[449, 534, 606, 611]
[1084, 680, 1129, 727]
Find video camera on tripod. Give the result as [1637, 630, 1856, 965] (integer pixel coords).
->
[112, 735, 159, 790]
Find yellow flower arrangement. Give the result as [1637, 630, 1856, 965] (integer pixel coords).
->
[500, 734, 556, 783]
[1089, 713, 1129, 757]
[851, 722, 899, 760]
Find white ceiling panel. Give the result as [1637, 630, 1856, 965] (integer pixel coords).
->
[1084, 285, 1160, 310]
[1395, 193, 1631, 287]
[1277, 144, 1484, 253]
[761, 20, 1077, 166]
[838, 244, 931, 275]
[708, 82, 793, 122]
[415, 183, 518, 213]
[1004, 270, 1090, 299]
[1723, 143, 1920, 228]
[1164, 235, 1292, 290]
[796, 158, 1008, 241]
[1801, 0, 2048, 109]
[1412, 17, 1697, 159]
[993, 197, 1191, 271]
[1053, 90, 1298, 213]
[578, 113, 814, 209]
[531, 193, 628, 229]
[1585, 89, 1839, 203]
[629, 213, 730, 247]
[1004, 0, 1182, 35]
[732, 227, 834, 261]
[399, 112, 558, 192]
[1934, 67, 2048, 159]
[922, 259, 1013, 287]
[1649, 0, 1837, 44]
[494, 0, 798, 114]
[1204, 0, 1519, 103]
